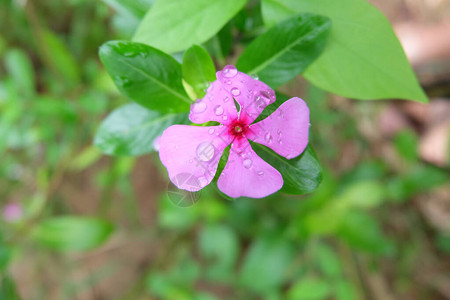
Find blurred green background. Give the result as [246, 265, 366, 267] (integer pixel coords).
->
[0, 0, 449, 299]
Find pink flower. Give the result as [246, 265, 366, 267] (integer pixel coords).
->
[159, 65, 309, 198]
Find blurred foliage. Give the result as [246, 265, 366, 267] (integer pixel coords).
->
[0, 0, 449, 299]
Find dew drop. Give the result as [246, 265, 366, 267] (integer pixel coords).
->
[257, 171, 264, 176]
[222, 115, 228, 121]
[225, 79, 232, 85]
[206, 82, 213, 92]
[115, 76, 130, 87]
[223, 96, 230, 103]
[208, 128, 215, 135]
[198, 176, 208, 187]
[193, 101, 207, 113]
[214, 105, 224, 116]
[189, 159, 193, 163]
[251, 74, 259, 80]
[223, 65, 238, 78]
[264, 132, 273, 143]
[231, 87, 240, 96]
[243, 159, 252, 169]
[196, 142, 215, 162]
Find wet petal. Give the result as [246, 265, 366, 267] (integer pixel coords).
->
[159, 125, 233, 191]
[248, 98, 309, 159]
[217, 138, 283, 198]
[189, 80, 239, 125]
[216, 65, 276, 123]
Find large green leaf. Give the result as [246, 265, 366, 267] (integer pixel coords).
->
[182, 45, 216, 98]
[95, 103, 188, 156]
[99, 41, 191, 113]
[237, 14, 331, 88]
[262, 0, 428, 102]
[252, 143, 322, 195]
[133, 0, 247, 53]
[32, 216, 114, 252]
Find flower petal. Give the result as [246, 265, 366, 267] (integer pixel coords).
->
[189, 80, 238, 125]
[216, 65, 276, 123]
[248, 98, 309, 159]
[217, 138, 283, 198]
[159, 125, 233, 191]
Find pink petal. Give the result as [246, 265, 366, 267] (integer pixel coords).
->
[189, 80, 239, 125]
[248, 98, 309, 159]
[159, 125, 233, 192]
[217, 138, 283, 198]
[216, 65, 276, 123]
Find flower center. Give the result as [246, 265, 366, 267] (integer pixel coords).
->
[228, 120, 248, 139]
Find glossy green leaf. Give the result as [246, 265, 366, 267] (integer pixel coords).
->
[182, 45, 216, 98]
[252, 144, 322, 195]
[237, 14, 331, 88]
[32, 216, 114, 252]
[240, 236, 295, 292]
[95, 103, 188, 156]
[262, 0, 428, 102]
[133, 0, 247, 53]
[99, 41, 191, 113]
[287, 277, 332, 300]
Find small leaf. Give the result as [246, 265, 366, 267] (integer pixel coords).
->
[253, 144, 322, 195]
[287, 277, 332, 300]
[198, 224, 239, 280]
[133, 0, 247, 53]
[32, 216, 114, 252]
[4, 49, 35, 97]
[237, 14, 331, 88]
[99, 41, 191, 113]
[240, 236, 295, 292]
[95, 103, 188, 156]
[262, 0, 428, 102]
[182, 45, 216, 98]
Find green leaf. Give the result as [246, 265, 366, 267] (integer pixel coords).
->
[240, 236, 295, 292]
[316, 244, 341, 278]
[32, 216, 114, 252]
[338, 211, 393, 254]
[262, 0, 428, 102]
[394, 130, 419, 162]
[335, 280, 357, 300]
[133, 0, 247, 53]
[287, 277, 332, 300]
[198, 224, 239, 280]
[0, 276, 21, 300]
[95, 103, 188, 156]
[4, 49, 35, 97]
[99, 41, 191, 113]
[252, 144, 322, 195]
[182, 45, 216, 98]
[237, 14, 331, 88]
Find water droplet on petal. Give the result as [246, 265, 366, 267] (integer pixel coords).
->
[258, 171, 264, 176]
[198, 176, 208, 187]
[208, 128, 215, 135]
[222, 115, 228, 121]
[193, 101, 207, 113]
[231, 87, 240, 96]
[206, 82, 213, 92]
[223, 65, 238, 78]
[264, 132, 273, 143]
[196, 142, 215, 162]
[214, 105, 224, 116]
[254, 90, 273, 108]
[223, 96, 230, 103]
[225, 79, 231, 85]
[251, 74, 259, 80]
[243, 159, 252, 169]
[189, 159, 193, 163]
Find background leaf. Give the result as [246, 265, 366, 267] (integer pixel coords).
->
[261, 0, 428, 102]
[182, 45, 216, 98]
[32, 216, 114, 252]
[99, 40, 191, 113]
[237, 14, 331, 88]
[133, 0, 247, 53]
[94, 103, 188, 156]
